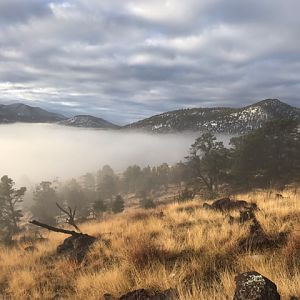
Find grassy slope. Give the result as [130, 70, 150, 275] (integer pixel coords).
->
[0, 189, 299, 300]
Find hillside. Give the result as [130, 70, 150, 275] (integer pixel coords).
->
[125, 99, 300, 134]
[0, 188, 299, 299]
[0, 103, 66, 123]
[58, 115, 120, 129]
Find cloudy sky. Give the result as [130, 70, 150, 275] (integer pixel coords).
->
[0, 0, 299, 124]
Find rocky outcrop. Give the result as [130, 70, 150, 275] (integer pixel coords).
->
[57, 234, 96, 263]
[238, 217, 288, 251]
[203, 197, 257, 212]
[233, 271, 280, 300]
[104, 288, 179, 300]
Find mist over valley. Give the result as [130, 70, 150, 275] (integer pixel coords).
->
[0, 123, 221, 185]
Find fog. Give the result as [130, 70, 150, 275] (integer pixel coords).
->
[0, 124, 233, 186]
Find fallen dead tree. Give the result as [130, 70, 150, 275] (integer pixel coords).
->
[29, 220, 96, 263]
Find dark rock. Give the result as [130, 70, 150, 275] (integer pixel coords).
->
[233, 271, 280, 300]
[289, 297, 300, 300]
[238, 218, 288, 251]
[240, 208, 256, 223]
[226, 215, 235, 225]
[203, 198, 257, 212]
[24, 245, 37, 252]
[203, 203, 212, 209]
[103, 294, 116, 300]
[118, 288, 178, 300]
[57, 234, 96, 263]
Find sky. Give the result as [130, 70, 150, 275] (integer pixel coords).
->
[0, 0, 300, 124]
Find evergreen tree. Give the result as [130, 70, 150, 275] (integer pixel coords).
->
[93, 198, 107, 217]
[230, 119, 300, 188]
[97, 165, 118, 199]
[139, 191, 156, 209]
[186, 133, 230, 196]
[112, 195, 125, 214]
[31, 181, 60, 225]
[0, 175, 26, 239]
[61, 179, 88, 218]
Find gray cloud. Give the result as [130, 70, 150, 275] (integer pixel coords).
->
[0, 0, 299, 124]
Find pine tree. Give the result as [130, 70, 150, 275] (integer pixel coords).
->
[93, 198, 107, 216]
[0, 175, 26, 240]
[112, 195, 124, 214]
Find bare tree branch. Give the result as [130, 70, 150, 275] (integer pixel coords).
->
[56, 202, 81, 233]
[29, 220, 81, 236]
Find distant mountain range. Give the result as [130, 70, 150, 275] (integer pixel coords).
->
[125, 99, 300, 134]
[0, 103, 65, 123]
[58, 115, 120, 129]
[0, 99, 299, 134]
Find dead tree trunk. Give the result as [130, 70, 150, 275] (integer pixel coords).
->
[29, 220, 96, 263]
[29, 220, 81, 236]
[56, 203, 81, 233]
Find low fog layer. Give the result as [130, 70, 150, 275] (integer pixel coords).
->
[0, 124, 233, 186]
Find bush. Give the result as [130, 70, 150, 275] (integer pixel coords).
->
[140, 197, 156, 209]
[112, 195, 125, 214]
[175, 187, 195, 202]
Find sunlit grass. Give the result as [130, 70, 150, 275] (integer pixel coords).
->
[0, 188, 299, 299]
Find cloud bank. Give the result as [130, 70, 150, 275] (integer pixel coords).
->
[0, 123, 199, 185]
[0, 0, 299, 123]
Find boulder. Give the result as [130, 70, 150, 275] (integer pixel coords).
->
[24, 245, 37, 252]
[57, 234, 96, 263]
[233, 271, 280, 300]
[238, 218, 288, 251]
[239, 208, 256, 223]
[105, 288, 179, 300]
[203, 198, 257, 212]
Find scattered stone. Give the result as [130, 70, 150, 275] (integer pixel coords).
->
[57, 234, 96, 263]
[24, 245, 37, 252]
[226, 214, 235, 225]
[203, 198, 257, 212]
[110, 288, 179, 300]
[239, 217, 288, 251]
[239, 207, 256, 223]
[233, 271, 280, 300]
[275, 193, 284, 199]
[103, 294, 116, 300]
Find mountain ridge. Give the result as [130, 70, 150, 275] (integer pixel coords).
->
[0, 103, 66, 123]
[58, 115, 120, 129]
[0, 99, 299, 133]
[124, 98, 300, 134]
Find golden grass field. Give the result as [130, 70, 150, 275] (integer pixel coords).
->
[0, 188, 299, 300]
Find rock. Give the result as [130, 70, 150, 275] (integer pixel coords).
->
[118, 288, 178, 300]
[233, 271, 280, 300]
[289, 297, 299, 300]
[24, 245, 37, 252]
[203, 203, 212, 209]
[103, 294, 116, 300]
[239, 208, 256, 223]
[203, 198, 257, 212]
[238, 217, 287, 251]
[57, 234, 96, 263]
[226, 215, 235, 225]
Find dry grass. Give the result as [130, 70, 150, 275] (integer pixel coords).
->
[0, 188, 299, 299]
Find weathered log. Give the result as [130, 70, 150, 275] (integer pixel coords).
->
[29, 220, 81, 236]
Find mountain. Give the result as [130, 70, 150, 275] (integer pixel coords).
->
[59, 115, 120, 129]
[0, 103, 66, 123]
[124, 99, 300, 134]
